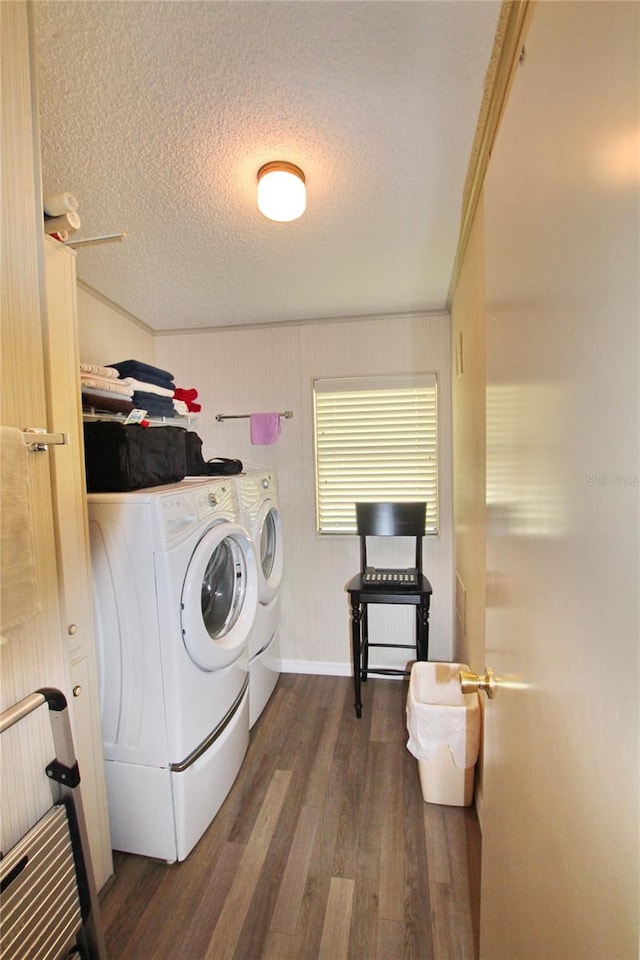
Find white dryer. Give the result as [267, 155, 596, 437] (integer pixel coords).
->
[87, 478, 258, 862]
[235, 468, 283, 727]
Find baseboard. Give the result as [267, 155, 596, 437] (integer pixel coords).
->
[279, 658, 351, 677]
[279, 659, 407, 679]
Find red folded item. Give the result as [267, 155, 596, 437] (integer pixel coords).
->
[174, 387, 198, 403]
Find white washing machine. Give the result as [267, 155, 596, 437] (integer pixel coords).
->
[235, 468, 283, 727]
[87, 477, 258, 862]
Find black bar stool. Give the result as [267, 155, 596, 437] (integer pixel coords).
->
[345, 502, 432, 717]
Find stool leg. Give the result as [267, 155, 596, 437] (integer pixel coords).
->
[349, 598, 363, 718]
[361, 605, 369, 682]
[416, 597, 430, 661]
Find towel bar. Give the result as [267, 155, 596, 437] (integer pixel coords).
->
[216, 410, 293, 422]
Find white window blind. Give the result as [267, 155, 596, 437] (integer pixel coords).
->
[313, 374, 438, 534]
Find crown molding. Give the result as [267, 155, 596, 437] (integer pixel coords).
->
[447, 0, 535, 308]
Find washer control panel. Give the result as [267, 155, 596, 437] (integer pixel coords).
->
[156, 492, 199, 544]
[154, 480, 237, 545]
[192, 482, 235, 521]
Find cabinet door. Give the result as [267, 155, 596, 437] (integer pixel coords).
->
[69, 656, 111, 883]
[1, 1, 68, 856]
[43, 237, 113, 889]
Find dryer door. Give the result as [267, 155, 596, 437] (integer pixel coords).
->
[255, 500, 283, 603]
[181, 522, 258, 670]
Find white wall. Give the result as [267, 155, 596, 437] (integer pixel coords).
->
[1, 0, 69, 852]
[77, 284, 155, 366]
[154, 312, 453, 672]
[76, 297, 453, 671]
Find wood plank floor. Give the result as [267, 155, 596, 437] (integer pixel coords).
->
[99, 674, 481, 960]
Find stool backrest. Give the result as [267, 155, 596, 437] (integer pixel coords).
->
[355, 502, 426, 572]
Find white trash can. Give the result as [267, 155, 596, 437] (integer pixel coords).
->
[406, 661, 481, 806]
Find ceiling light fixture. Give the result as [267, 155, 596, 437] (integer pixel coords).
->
[257, 161, 306, 222]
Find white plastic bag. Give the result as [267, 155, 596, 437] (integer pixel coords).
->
[406, 661, 481, 769]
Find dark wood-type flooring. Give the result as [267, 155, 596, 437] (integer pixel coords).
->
[99, 674, 481, 960]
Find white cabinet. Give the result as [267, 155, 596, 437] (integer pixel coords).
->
[43, 236, 113, 889]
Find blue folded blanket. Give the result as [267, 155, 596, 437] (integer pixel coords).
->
[108, 359, 175, 387]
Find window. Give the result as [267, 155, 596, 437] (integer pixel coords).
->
[313, 374, 438, 534]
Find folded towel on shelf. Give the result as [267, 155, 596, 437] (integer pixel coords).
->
[1, 427, 41, 634]
[80, 362, 120, 379]
[122, 377, 175, 398]
[80, 375, 133, 396]
[82, 385, 132, 401]
[81, 390, 135, 415]
[107, 359, 175, 386]
[250, 412, 281, 445]
[131, 392, 176, 418]
[173, 399, 190, 416]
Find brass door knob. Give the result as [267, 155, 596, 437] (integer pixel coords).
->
[459, 667, 496, 699]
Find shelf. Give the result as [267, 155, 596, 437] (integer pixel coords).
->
[82, 409, 198, 428]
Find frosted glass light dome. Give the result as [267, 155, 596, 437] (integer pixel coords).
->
[257, 161, 306, 222]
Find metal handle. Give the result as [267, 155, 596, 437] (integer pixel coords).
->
[459, 667, 496, 699]
[22, 428, 68, 451]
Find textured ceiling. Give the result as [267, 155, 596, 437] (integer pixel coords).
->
[34, 1, 500, 332]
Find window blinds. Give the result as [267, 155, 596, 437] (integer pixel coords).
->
[313, 374, 438, 534]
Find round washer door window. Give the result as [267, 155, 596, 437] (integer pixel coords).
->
[256, 502, 283, 603]
[181, 523, 258, 670]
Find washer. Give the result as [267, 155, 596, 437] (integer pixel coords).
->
[87, 477, 258, 862]
[235, 468, 283, 727]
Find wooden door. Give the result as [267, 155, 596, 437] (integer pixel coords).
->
[480, 3, 639, 957]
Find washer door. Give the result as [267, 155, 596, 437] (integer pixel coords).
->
[181, 522, 258, 670]
[255, 501, 283, 603]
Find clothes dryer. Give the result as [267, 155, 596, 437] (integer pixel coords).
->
[87, 478, 258, 862]
[235, 468, 283, 727]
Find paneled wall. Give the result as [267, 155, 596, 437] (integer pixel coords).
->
[77, 301, 454, 670]
[450, 196, 486, 674]
[154, 312, 453, 670]
[450, 193, 487, 819]
[77, 284, 155, 366]
[1, 0, 69, 850]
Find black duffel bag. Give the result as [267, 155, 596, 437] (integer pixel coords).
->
[203, 457, 243, 476]
[184, 431, 243, 476]
[84, 421, 187, 492]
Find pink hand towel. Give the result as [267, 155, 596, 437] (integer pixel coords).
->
[250, 412, 281, 445]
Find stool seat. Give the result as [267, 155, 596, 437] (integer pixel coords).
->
[348, 568, 431, 602]
[345, 502, 432, 717]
